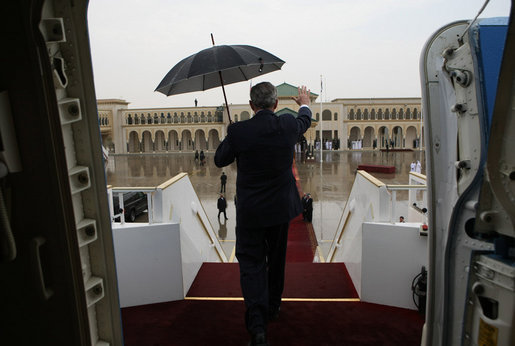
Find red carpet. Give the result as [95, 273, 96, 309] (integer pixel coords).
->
[186, 262, 358, 299]
[121, 300, 424, 345]
[287, 161, 318, 262]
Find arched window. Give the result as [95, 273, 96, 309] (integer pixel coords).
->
[413, 108, 418, 119]
[200, 112, 205, 122]
[147, 114, 152, 124]
[334, 113, 338, 121]
[406, 108, 411, 120]
[391, 108, 397, 120]
[135, 114, 140, 124]
[160, 113, 165, 124]
[349, 109, 355, 120]
[322, 109, 331, 121]
[364, 109, 369, 120]
[194, 112, 199, 123]
[180, 113, 185, 123]
[154, 113, 158, 123]
[377, 109, 383, 120]
[370, 109, 376, 120]
[207, 111, 212, 122]
[127, 114, 133, 125]
[356, 109, 362, 120]
[187, 113, 192, 123]
[173, 114, 179, 123]
[167, 113, 172, 123]
[384, 109, 390, 120]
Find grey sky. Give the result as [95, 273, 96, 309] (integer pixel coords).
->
[87, 0, 511, 109]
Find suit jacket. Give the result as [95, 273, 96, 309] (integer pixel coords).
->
[305, 197, 313, 211]
[217, 197, 227, 210]
[214, 107, 312, 228]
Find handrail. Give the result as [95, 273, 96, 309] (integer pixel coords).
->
[357, 170, 385, 187]
[111, 187, 156, 192]
[195, 212, 225, 262]
[384, 184, 428, 223]
[385, 184, 427, 190]
[157, 172, 188, 190]
[330, 210, 352, 262]
[409, 171, 427, 180]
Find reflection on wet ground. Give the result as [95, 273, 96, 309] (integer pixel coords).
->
[106, 150, 425, 259]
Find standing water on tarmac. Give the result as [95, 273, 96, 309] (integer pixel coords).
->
[106, 150, 425, 259]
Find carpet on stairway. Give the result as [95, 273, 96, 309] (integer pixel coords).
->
[121, 299, 424, 346]
[186, 262, 358, 299]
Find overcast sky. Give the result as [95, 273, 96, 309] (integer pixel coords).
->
[87, 0, 511, 109]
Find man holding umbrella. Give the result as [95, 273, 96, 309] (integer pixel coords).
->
[215, 82, 311, 346]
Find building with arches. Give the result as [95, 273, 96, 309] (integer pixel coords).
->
[98, 83, 422, 154]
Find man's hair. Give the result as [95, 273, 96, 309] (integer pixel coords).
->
[250, 82, 277, 110]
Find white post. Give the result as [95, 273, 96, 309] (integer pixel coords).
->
[319, 75, 323, 163]
[420, 110, 423, 151]
[320, 158, 323, 239]
[146, 192, 153, 224]
[118, 193, 125, 224]
[391, 190, 396, 223]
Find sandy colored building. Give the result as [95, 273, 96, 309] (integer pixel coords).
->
[98, 83, 423, 154]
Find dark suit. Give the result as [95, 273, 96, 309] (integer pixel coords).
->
[217, 196, 227, 219]
[220, 173, 227, 193]
[305, 196, 313, 222]
[215, 106, 311, 335]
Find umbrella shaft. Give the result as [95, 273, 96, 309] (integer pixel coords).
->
[218, 71, 232, 123]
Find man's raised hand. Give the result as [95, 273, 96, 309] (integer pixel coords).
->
[292, 85, 311, 106]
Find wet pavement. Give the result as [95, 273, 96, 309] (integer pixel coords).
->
[106, 150, 425, 259]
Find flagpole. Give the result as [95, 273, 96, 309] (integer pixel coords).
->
[319, 75, 323, 163]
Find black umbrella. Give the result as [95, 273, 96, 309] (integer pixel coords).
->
[155, 35, 285, 122]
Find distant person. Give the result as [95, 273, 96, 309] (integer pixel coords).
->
[416, 160, 422, 173]
[214, 82, 311, 346]
[199, 150, 205, 165]
[305, 193, 313, 222]
[217, 194, 228, 220]
[195, 98, 198, 107]
[301, 193, 308, 221]
[220, 172, 227, 193]
[399, 216, 405, 223]
[195, 150, 199, 161]
[410, 161, 416, 172]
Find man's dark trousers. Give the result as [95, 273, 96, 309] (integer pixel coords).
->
[236, 223, 289, 335]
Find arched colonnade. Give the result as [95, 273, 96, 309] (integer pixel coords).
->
[347, 124, 423, 149]
[126, 128, 221, 153]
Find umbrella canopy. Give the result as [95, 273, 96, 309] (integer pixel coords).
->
[155, 44, 285, 96]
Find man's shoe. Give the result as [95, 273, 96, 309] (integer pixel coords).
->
[249, 332, 268, 346]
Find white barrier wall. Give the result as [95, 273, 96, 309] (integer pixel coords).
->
[112, 223, 183, 308]
[153, 173, 227, 293]
[111, 173, 227, 307]
[327, 171, 390, 295]
[361, 222, 428, 310]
